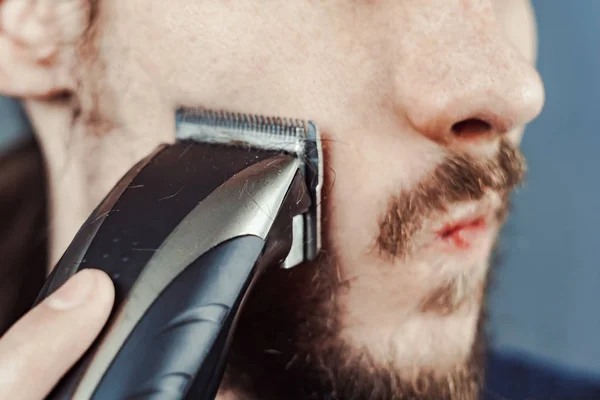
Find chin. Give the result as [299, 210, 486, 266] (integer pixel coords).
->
[338, 263, 489, 372]
[220, 238, 493, 399]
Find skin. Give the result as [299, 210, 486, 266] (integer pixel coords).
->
[0, 270, 114, 400]
[0, 0, 545, 398]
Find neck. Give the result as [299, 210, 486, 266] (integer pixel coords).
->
[25, 98, 174, 266]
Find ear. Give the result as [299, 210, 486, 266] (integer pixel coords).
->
[0, 0, 91, 98]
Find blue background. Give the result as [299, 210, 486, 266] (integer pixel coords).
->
[487, 0, 600, 379]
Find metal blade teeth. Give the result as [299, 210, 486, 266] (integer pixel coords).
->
[180, 108, 307, 139]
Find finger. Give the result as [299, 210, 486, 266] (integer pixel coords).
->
[0, 269, 115, 400]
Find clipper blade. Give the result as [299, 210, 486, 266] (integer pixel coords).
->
[175, 107, 323, 267]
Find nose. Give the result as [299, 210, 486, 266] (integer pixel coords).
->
[395, 23, 545, 145]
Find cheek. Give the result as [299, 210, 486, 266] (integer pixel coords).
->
[322, 127, 445, 274]
[323, 145, 383, 261]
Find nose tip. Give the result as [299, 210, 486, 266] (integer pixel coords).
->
[401, 55, 545, 145]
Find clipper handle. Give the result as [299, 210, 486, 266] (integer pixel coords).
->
[47, 235, 266, 400]
[32, 142, 309, 400]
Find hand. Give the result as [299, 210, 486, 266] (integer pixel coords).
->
[0, 269, 115, 400]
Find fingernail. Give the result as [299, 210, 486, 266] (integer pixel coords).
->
[46, 269, 96, 310]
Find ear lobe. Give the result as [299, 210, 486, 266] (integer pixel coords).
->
[0, 0, 91, 98]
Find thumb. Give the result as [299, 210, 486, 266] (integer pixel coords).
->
[0, 269, 114, 400]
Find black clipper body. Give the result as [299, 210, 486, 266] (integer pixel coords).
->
[33, 109, 323, 400]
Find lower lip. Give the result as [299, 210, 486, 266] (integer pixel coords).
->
[437, 217, 488, 250]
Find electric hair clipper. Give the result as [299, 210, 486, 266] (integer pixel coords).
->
[33, 108, 323, 400]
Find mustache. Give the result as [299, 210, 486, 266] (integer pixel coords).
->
[376, 139, 526, 260]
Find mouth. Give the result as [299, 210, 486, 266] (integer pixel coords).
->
[424, 196, 501, 254]
[437, 216, 488, 249]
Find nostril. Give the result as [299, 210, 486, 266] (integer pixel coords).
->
[451, 118, 493, 139]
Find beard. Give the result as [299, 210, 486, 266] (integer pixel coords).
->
[220, 139, 525, 400]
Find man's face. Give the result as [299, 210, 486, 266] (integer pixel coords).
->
[1, 0, 544, 398]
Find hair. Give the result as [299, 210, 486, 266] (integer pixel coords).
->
[0, 135, 48, 334]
